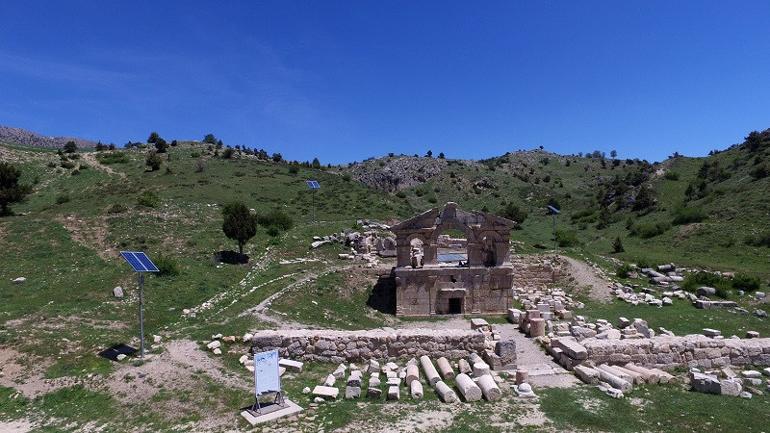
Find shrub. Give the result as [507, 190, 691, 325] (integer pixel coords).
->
[664, 171, 679, 180]
[342, 173, 351, 182]
[145, 151, 162, 171]
[751, 164, 769, 180]
[137, 191, 160, 208]
[47, 161, 57, 168]
[153, 254, 179, 277]
[71, 169, 80, 176]
[500, 203, 528, 226]
[257, 209, 294, 232]
[732, 273, 761, 292]
[555, 229, 580, 247]
[629, 221, 670, 238]
[63, 141, 77, 153]
[288, 165, 299, 174]
[107, 203, 127, 214]
[222, 148, 235, 159]
[96, 152, 128, 164]
[61, 161, 76, 169]
[616, 263, 633, 278]
[55, 193, 70, 204]
[682, 272, 732, 298]
[745, 231, 770, 247]
[395, 191, 406, 198]
[190, 151, 201, 158]
[671, 206, 707, 225]
[612, 236, 624, 253]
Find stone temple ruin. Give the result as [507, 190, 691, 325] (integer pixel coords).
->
[390, 202, 517, 316]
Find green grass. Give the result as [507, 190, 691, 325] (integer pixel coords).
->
[579, 297, 770, 337]
[540, 385, 770, 433]
[0, 386, 29, 419]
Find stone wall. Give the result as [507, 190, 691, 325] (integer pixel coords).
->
[582, 335, 770, 370]
[250, 328, 486, 364]
[510, 254, 563, 290]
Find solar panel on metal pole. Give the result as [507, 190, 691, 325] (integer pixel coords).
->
[305, 180, 320, 222]
[120, 251, 160, 358]
[547, 205, 561, 251]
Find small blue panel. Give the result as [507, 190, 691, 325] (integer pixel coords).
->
[437, 253, 467, 262]
[120, 251, 160, 272]
[305, 180, 320, 189]
[547, 205, 561, 214]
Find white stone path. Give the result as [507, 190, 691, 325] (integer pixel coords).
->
[496, 323, 580, 388]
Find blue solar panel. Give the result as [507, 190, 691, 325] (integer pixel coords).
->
[305, 180, 320, 189]
[120, 251, 160, 272]
[437, 253, 467, 262]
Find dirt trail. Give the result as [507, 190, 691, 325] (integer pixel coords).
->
[560, 255, 613, 302]
[80, 152, 126, 178]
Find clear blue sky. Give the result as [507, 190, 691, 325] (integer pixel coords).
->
[1, 1, 769, 163]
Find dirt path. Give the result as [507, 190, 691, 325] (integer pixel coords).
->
[560, 255, 613, 302]
[80, 152, 126, 178]
[496, 324, 580, 388]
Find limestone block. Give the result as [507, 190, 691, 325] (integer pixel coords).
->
[434, 380, 459, 403]
[387, 385, 400, 400]
[623, 363, 659, 384]
[515, 368, 529, 385]
[436, 357, 455, 379]
[529, 318, 546, 337]
[323, 374, 336, 387]
[455, 373, 483, 402]
[472, 361, 490, 377]
[690, 372, 720, 394]
[345, 386, 361, 399]
[477, 374, 502, 401]
[312, 386, 339, 400]
[458, 358, 472, 375]
[367, 387, 382, 398]
[419, 356, 441, 386]
[552, 338, 588, 360]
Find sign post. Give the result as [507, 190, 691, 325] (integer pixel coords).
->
[251, 349, 284, 415]
[119, 251, 160, 359]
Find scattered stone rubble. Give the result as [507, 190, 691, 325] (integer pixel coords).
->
[310, 220, 396, 259]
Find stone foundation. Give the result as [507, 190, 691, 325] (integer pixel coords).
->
[581, 335, 770, 370]
[250, 328, 486, 364]
[510, 254, 563, 290]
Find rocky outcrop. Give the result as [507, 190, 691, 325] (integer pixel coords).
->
[0, 125, 99, 149]
[346, 156, 454, 192]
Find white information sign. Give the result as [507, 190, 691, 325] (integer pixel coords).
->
[254, 350, 281, 395]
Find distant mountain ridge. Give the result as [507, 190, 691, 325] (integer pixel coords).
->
[0, 125, 99, 149]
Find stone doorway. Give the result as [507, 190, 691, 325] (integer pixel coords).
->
[448, 297, 463, 314]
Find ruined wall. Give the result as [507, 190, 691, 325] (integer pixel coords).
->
[582, 335, 770, 370]
[250, 328, 486, 363]
[394, 266, 514, 316]
[510, 254, 563, 290]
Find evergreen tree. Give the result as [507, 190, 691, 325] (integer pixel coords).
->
[222, 202, 257, 254]
[612, 236, 625, 253]
[0, 162, 32, 216]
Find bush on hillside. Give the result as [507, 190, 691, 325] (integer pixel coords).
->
[154, 254, 179, 277]
[671, 206, 707, 225]
[732, 273, 761, 292]
[745, 231, 770, 248]
[664, 171, 680, 181]
[145, 151, 162, 171]
[682, 272, 732, 298]
[616, 263, 633, 278]
[555, 229, 580, 247]
[499, 202, 527, 227]
[257, 209, 293, 232]
[137, 191, 160, 208]
[55, 193, 70, 205]
[96, 152, 128, 164]
[629, 221, 670, 239]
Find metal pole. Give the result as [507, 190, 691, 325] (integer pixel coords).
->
[552, 214, 557, 251]
[138, 272, 145, 358]
[312, 190, 316, 222]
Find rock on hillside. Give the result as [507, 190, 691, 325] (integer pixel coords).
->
[0, 125, 99, 149]
[347, 156, 455, 192]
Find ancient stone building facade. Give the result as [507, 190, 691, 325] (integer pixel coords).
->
[391, 202, 516, 316]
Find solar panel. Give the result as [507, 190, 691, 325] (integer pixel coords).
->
[305, 180, 320, 190]
[120, 251, 160, 272]
[547, 205, 561, 215]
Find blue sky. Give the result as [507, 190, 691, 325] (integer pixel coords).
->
[1, 1, 769, 163]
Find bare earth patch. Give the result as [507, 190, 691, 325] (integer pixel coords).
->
[560, 255, 613, 302]
[59, 215, 115, 260]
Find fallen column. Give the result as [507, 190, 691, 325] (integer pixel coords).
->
[595, 366, 632, 392]
[405, 364, 420, 385]
[573, 365, 600, 385]
[476, 374, 502, 401]
[455, 373, 483, 402]
[434, 380, 459, 403]
[410, 380, 424, 399]
[436, 357, 455, 379]
[419, 356, 441, 386]
[623, 363, 660, 384]
[458, 358, 472, 375]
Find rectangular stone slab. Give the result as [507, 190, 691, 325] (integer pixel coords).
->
[312, 386, 339, 400]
